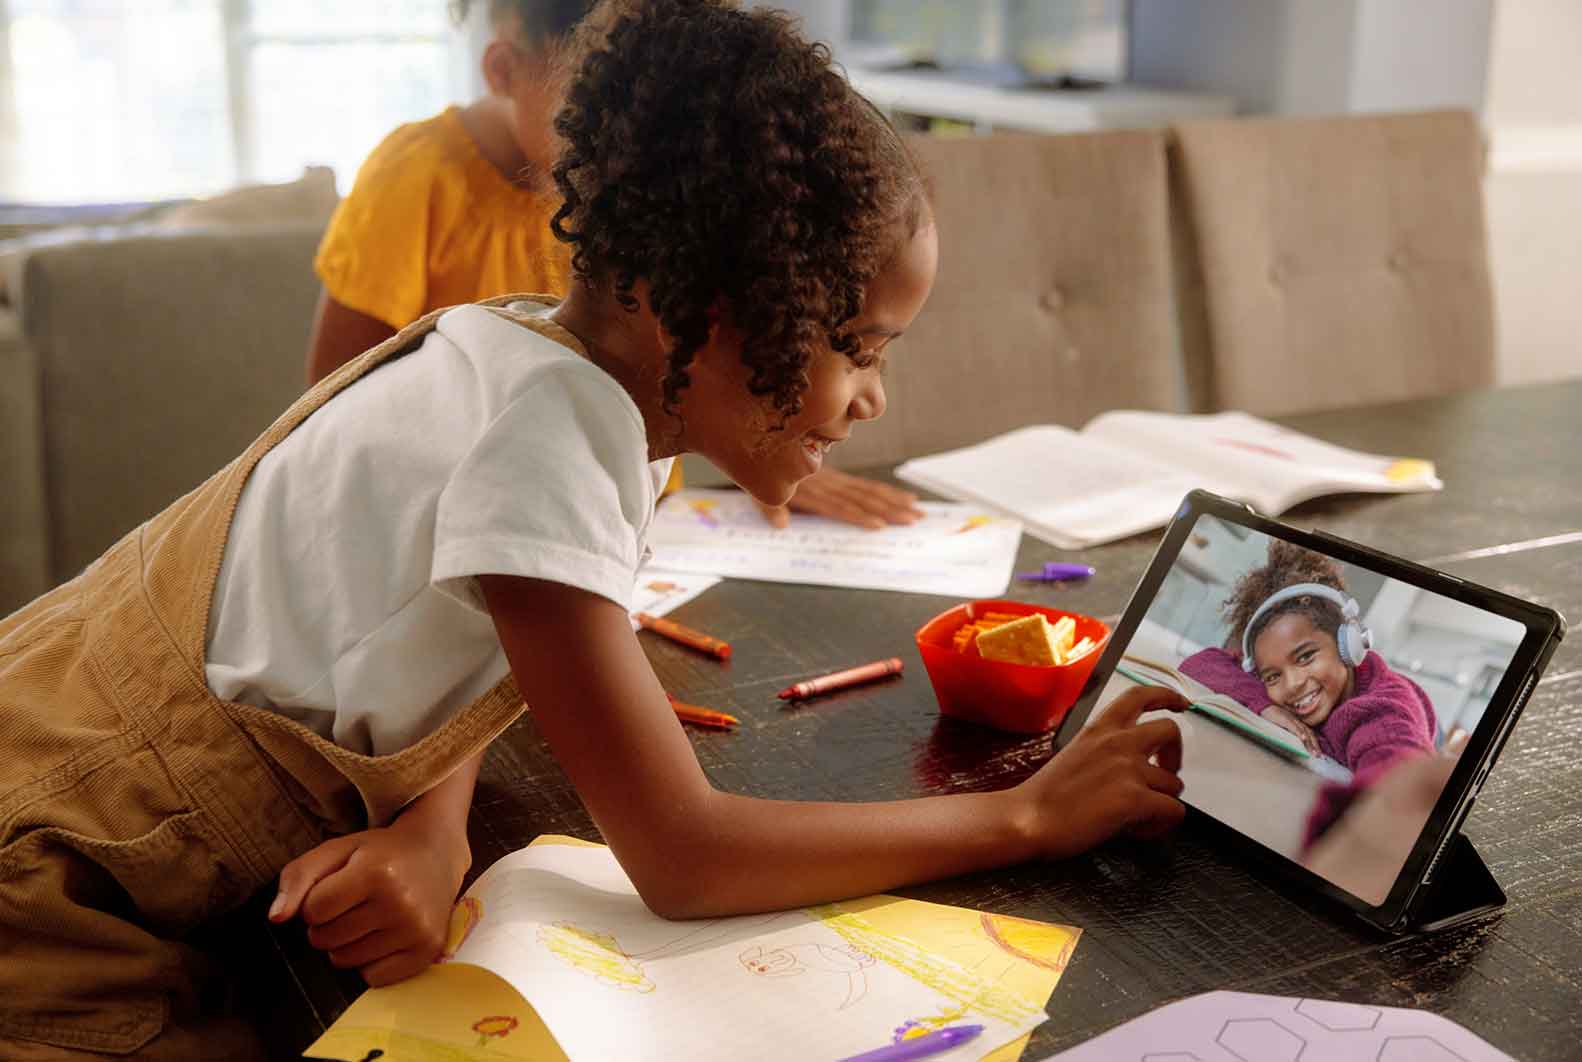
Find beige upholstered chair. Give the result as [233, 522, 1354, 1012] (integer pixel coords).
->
[830, 129, 1189, 469]
[1, 225, 323, 612]
[1170, 109, 1495, 417]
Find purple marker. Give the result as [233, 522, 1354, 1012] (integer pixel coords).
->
[1016, 562, 1095, 582]
[838, 1024, 986, 1062]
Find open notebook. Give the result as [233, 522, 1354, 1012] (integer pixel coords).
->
[307, 837, 1082, 1062]
[894, 410, 1441, 549]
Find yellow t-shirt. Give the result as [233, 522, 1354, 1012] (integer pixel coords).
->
[316, 105, 683, 494]
[315, 105, 571, 329]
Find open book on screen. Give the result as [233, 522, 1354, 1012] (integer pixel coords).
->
[894, 410, 1441, 550]
[1115, 655, 1355, 783]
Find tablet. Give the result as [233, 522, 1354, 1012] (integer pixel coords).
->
[1055, 490, 1565, 931]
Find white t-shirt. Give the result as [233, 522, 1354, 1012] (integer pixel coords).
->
[205, 301, 673, 756]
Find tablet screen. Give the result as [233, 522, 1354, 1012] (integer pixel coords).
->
[1076, 513, 1527, 906]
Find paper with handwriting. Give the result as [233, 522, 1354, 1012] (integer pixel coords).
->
[647, 488, 1022, 597]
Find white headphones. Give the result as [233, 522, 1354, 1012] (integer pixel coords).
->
[1240, 582, 1372, 672]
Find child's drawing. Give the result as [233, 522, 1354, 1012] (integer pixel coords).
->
[739, 941, 876, 1010]
[893, 1004, 971, 1042]
[439, 896, 484, 962]
[470, 1014, 519, 1047]
[979, 912, 1079, 974]
[536, 912, 788, 995]
[810, 904, 1045, 1026]
[538, 921, 658, 993]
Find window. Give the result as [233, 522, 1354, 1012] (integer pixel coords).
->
[1, 1, 473, 205]
[849, 0, 1125, 83]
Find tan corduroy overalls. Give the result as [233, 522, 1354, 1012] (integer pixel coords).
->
[0, 298, 568, 1057]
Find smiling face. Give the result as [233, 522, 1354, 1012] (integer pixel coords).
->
[677, 219, 938, 506]
[1251, 611, 1356, 727]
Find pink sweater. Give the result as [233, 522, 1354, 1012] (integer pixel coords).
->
[1178, 648, 1438, 846]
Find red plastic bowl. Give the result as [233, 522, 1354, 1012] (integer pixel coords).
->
[915, 600, 1111, 734]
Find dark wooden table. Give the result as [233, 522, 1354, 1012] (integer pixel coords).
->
[240, 380, 1582, 1060]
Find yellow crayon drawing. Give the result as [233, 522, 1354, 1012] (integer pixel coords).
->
[538, 921, 656, 993]
[809, 903, 1045, 1026]
[954, 515, 996, 534]
[440, 897, 484, 962]
[980, 913, 1078, 974]
[895, 1004, 971, 1041]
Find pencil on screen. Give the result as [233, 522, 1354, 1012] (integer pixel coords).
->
[777, 657, 904, 700]
[668, 695, 739, 729]
[635, 612, 732, 660]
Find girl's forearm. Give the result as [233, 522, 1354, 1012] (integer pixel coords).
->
[611, 786, 1039, 919]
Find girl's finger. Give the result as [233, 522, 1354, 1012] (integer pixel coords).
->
[1150, 732, 1183, 774]
[271, 835, 358, 924]
[848, 487, 924, 524]
[360, 948, 433, 988]
[329, 928, 405, 971]
[1128, 716, 1185, 757]
[1102, 687, 1190, 728]
[1129, 790, 1187, 839]
[797, 492, 884, 528]
[300, 860, 371, 927]
[306, 900, 383, 952]
[1141, 763, 1184, 797]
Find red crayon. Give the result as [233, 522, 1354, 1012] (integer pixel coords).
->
[635, 612, 732, 660]
[777, 657, 904, 700]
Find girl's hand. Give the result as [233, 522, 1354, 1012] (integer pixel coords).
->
[1020, 687, 1190, 861]
[269, 820, 470, 986]
[1262, 704, 1322, 755]
[756, 468, 925, 529]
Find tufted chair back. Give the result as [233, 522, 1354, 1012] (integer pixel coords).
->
[829, 129, 1190, 470]
[1169, 109, 1494, 417]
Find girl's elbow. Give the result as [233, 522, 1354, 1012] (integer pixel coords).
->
[626, 863, 727, 920]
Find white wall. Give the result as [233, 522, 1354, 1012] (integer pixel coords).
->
[1129, 0, 1356, 114]
[1482, 0, 1582, 385]
[1130, 0, 1492, 115]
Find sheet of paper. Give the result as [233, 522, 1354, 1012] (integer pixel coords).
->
[1037, 990, 1513, 1061]
[629, 567, 721, 629]
[306, 837, 1081, 1062]
[646, 488, 1022, 597]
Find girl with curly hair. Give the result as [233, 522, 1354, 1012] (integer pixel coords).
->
[0, 2, 1186, 1054]
[306, 0, 921, 529]
[1178, 538, 1439, 847]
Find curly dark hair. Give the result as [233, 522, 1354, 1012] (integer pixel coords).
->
[1222, 539, 1349, 657]
[450, 0, 592, 48]
[550, 0, 927, 418]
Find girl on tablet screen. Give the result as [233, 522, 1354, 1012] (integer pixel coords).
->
[1178, 540, 1439, 839]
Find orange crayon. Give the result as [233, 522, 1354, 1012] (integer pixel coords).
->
[636, 612, 732, 660]
[777, 657, 903, 700]
[668, 696, 739, 729]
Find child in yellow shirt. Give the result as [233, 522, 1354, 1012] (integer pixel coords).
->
[306, 0, 922, 528]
